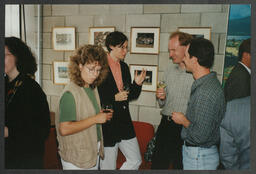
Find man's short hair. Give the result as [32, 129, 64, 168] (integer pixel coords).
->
[238, 38, 250, 61]
[105, 31, 128, 52]
[188, 37, 215, 68]
[169, 31, 193, 46]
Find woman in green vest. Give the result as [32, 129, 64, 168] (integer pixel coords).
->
[55, 44, 113, 170]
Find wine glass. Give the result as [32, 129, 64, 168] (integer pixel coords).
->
[157, 80, 166, 89]
[123, 83, 130, 92]
[101, 103, 113, 113]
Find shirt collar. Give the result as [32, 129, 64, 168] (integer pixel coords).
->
[174, 64, 187, 73]
[108, 54, 120, 66]
[191, 72, 216, 92]
[239, 61, 251, 74]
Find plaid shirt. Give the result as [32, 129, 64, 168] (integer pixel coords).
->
[181, 72, 226, 147]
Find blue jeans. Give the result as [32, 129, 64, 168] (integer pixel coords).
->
[182, 145, 219, 170]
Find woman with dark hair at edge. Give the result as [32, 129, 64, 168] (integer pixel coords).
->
[4, 36, 51, 169]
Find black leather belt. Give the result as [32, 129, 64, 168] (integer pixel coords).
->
[162, 114, 172, 121]
[184, 141, 199, 147]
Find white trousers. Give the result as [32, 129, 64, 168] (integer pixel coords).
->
[61, 142, 100, 170]
[100, 137, 142, 170]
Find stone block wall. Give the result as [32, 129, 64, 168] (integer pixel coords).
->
[40, 4, 229, 129]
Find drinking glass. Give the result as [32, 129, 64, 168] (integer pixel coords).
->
[157, 80, 166, 89]
[123, 83, 130, 92]
[102, 103, 113, 113]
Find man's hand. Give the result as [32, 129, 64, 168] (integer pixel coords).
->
[171, 112, 190, 128]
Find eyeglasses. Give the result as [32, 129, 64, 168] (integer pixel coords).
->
[84, 66, 102, 74]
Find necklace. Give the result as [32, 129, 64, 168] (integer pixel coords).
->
[6, 79, 23, 105]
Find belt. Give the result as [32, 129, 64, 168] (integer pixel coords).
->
[183, 141, 199, 147]
[162, 114, 172, 121]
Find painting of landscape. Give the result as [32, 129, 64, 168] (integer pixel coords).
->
[222, 4, 251, 86]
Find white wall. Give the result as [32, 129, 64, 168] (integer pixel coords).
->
[5, 5, 20, 38]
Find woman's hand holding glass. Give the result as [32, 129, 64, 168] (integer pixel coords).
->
[94, 104, 112, 123]
[96, 110, 113, 124]
[115, 91, 129, 101]
[156, 81, 166, 100]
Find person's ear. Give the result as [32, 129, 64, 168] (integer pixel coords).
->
[191, 56, 198, 64]
[79, 64, 83, 71]
[244, 52, 250, 59]
[243, 52, 251, 68]
[241, 52, 249, 61]
[185, 44, 190, 52]
[109, 45, 114, 50]
[241, 52, 250, 62]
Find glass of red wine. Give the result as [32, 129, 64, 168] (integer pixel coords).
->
[101, 103, 113, 113]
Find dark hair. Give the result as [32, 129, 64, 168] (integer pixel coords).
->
[105, 31, 128, 52]
[69, 44, 108, 88]
[5, 37, 37, 77]
[238, 38, 250, 61]
[169, 31, 193, 46]
[188, 37, 215, 68]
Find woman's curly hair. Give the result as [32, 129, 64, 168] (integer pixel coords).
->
[69, 44, 108, 88]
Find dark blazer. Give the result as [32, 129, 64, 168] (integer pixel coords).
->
[5, 74, 51, 169]
[98, 61, 142, 147]
[224, 62, 250, 101]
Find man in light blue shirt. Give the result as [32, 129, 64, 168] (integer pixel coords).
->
[220, 96, 250, 169]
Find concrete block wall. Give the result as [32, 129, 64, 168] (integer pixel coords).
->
[41, 4, 229, 129]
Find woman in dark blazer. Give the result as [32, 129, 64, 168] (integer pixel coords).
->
[98, 31, 146, 169]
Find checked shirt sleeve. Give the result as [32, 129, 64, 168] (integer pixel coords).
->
[184, 92, 222, 145]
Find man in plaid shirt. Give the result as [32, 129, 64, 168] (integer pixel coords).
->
[172, 37, 226, 170]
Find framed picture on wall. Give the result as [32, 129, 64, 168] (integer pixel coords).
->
[52, 27, 76, 51]
[53, 61, 70, 85]
[130, 27, 160, 55]
[129, 64, 158, 92]
[178, 27, 211, 40]
[89, 27, 115, 51]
